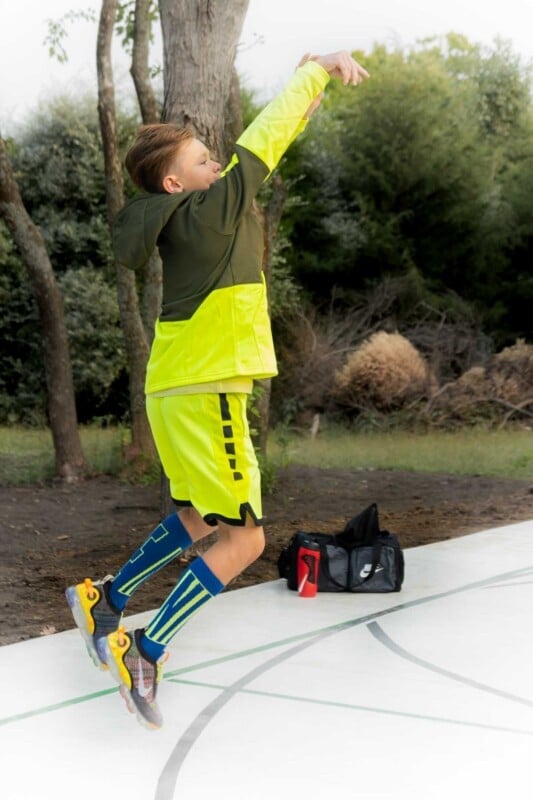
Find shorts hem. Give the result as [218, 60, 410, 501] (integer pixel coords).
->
[204, 502, 263, 528]
[171, 498, 193, 508]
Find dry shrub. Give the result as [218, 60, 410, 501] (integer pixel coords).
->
[271, 309, 355, 423]
[404, 317, 491, 384]
[333, 331, 435, 411]
[271, 276, 438, 424]
[489, 341, 533, 403]
[270, 275, 489, 426]
[429, 341, 533, 424]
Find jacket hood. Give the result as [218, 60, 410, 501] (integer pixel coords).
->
[112, 192, 188, 270]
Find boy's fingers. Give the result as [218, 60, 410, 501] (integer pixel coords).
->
[341, 52, 352, 85]
[297, 52, 311, 68]
[343, 53, 367, 86]
[311, 50, 369, 85]
[351, 60, 370, 85]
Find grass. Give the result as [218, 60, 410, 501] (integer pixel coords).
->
[0, 425, 126, 485]
[0, 423, 531, 485]
[268, 424, 533, 480]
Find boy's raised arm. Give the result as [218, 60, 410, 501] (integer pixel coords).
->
[234, 50, 369, 174]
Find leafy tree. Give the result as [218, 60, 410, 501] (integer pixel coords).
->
[0, 221, 45, 424]
[0, 99, 135, 424]
[281, 37, 533, 345]
[0, 225, 128, 425]
[0, 137, 86, 480]
[59, 267, 127, 421]
[11, 96, 118, 275]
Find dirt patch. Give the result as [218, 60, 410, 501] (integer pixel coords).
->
[1, 466, 533, 645]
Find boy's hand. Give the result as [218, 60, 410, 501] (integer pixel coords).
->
[299, 50, 369, 86]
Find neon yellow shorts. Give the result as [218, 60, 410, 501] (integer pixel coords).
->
[146, 392, 262, 527]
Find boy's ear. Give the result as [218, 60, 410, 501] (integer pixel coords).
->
[162, 174, 184, 194]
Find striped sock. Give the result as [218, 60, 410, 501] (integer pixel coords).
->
[141, 557, 224, 661]
[108, 514, 193, 612]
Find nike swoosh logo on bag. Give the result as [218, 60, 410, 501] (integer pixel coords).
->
[359, 564, 384, 578]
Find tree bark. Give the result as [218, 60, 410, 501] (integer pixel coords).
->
[0, 138, 86, 482]
[131, 0, 159, 125]
[224, 66, 245, 152]
[156, 0, 250, 516]
[255, 174, 289, 456]
[131, 0, 163, 343]
[159, 0, 249, 163]
[97, 0, 155, 459]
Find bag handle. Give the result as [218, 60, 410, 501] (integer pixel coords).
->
[318, 543, 348, 590]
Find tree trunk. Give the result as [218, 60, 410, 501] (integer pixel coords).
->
[131, 0, 160, 124]
[156, 0, 249, 515]
[159, 0, 249, 163]
[131, 0, 163, 344]
[97, 0, 155, 459]
[255, 174, 289, 456]
[224, 66, 245, 152]
[0, 138, 86, 482]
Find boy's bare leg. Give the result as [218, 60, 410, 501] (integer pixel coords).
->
[201, 521, 265, 584]
[179, 505, 218, 542]
[101, 518, 264, 729]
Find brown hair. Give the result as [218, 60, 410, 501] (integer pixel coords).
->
[124, 124, 194, 193]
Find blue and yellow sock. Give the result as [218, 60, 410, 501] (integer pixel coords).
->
[140, 557, 224, 661]
[108, 513, 193, 612]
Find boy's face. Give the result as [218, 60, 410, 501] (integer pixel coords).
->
[162, 138, 221, 193]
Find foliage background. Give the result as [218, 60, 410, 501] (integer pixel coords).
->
[1, 35, 531, 427]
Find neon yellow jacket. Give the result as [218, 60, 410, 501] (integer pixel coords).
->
[112, 61, 330, 394]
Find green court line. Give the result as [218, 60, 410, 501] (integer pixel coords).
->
[2, 562, 532, 730]
[162, 615, 364, 678]
[0, 623, 329, 728]
[0, 613, 367, 728]
[169, 677, 533, 738]
[0, 686, 118, 727]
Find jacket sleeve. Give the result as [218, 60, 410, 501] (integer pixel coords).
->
[194, 60, 330, 235]
[235, 60, 330, 174]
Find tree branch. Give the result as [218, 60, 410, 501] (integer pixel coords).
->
[97, 0, 154, 457]
[131, 0, 159, 124]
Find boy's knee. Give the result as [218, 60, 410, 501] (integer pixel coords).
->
[179, 506, 214, 540]
[246, 526, 265, 562]
[219, 523, 265, 566]
[238, 526, 265, 565]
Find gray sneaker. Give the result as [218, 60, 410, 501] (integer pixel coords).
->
[65, 576, 122, 669]
[103, 627, 166, 730]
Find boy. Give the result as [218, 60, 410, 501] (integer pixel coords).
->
[66, 50, 369, 730]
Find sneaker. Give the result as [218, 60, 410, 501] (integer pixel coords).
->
[103, 627, 166, 730]
[65, 576, 122, 669]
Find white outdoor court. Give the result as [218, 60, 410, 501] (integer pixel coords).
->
[1, 520, 532, 800]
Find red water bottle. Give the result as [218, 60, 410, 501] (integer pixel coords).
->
[297, 540, 320, 597]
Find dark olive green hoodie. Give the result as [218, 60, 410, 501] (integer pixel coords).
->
[112, 61, 330, 394]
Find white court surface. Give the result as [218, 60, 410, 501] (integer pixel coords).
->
[2, 520, 533, 800]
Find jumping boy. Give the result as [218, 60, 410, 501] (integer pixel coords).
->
[66, 50, 369, 730]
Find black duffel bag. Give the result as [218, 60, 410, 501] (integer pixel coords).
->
[277, 503, 404, 593]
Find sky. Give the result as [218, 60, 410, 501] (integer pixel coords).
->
[1, 0, 532, 134]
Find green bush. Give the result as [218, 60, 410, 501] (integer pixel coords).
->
[0, 97, 138, 424]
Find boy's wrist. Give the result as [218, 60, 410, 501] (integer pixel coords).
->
[298, 59, 330, 84]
